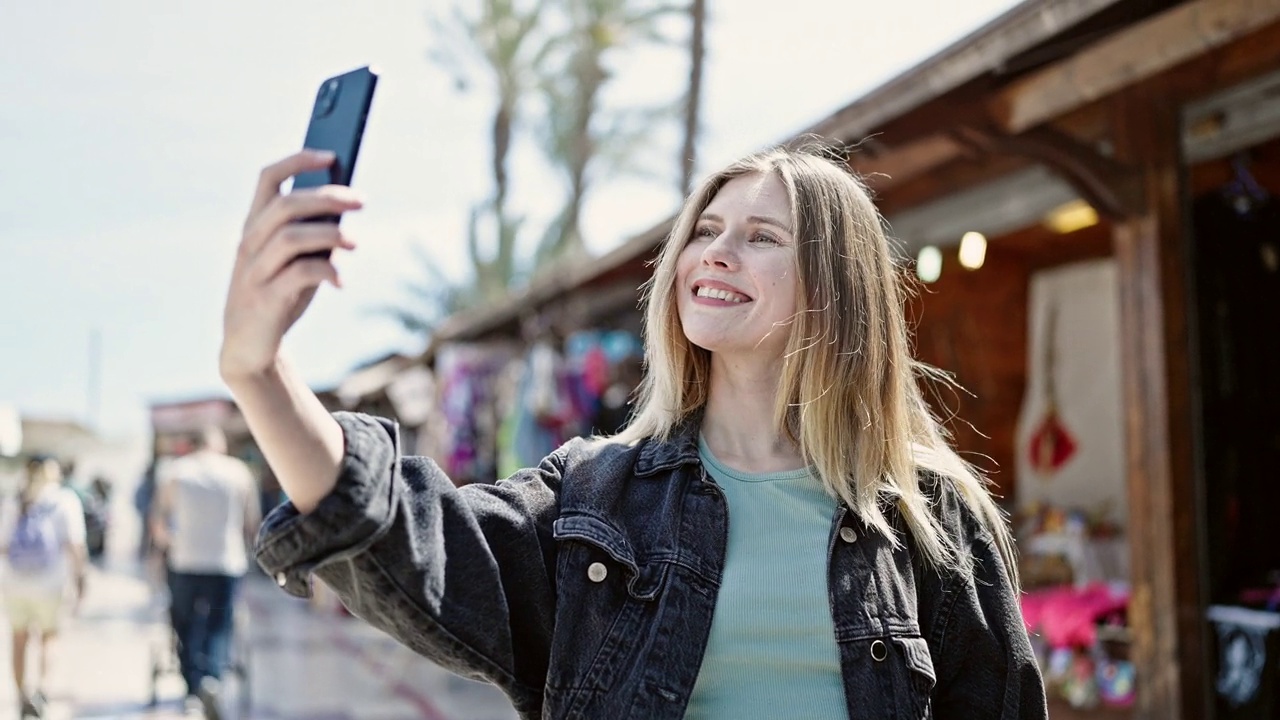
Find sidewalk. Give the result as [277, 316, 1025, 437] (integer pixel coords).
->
[0, 554, 518, 720]
[236, 573, 518, 720]
[0, 555, 183, 720]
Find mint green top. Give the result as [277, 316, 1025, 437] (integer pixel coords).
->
[684, 438, 848, 720]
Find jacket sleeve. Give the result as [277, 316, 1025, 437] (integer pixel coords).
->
[254, 411, 561, 716]
[920, 481, 1048, 720]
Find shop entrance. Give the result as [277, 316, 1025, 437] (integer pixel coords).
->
[1185, 73, 1280, 718]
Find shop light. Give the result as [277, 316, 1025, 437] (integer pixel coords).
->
[958, 231, 987, 270]
[1044, 199, 1099, 234]
[916, 245, 943, 283]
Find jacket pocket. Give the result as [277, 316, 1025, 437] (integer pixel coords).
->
[893, 636, 936, 719]
[553, 514, 668, 600]
[548, 513, 669, 709]
[845, 635, 938, 720]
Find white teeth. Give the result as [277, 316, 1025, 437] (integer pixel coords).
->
[695, 286, 746, 303]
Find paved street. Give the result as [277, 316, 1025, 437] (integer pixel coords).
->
[0, 553, 518, 720]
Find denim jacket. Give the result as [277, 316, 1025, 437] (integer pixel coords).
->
[256, 412, 1047, 720]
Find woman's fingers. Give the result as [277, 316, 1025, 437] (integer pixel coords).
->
[251, 223, 356, 284]
[222, 152, 365, 381]
[249, 150, 337, 219]
[241, 186, 363, 258]
[271, 256, 343, 299]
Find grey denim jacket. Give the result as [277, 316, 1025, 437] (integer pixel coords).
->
[256, 412, 1047, 720]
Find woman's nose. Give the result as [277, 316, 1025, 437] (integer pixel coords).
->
[701, 232, 738, 269]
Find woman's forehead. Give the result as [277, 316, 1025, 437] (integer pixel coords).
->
[705, 172, 790, 217]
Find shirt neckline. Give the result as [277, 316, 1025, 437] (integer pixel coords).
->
[698, 436, 816, 483]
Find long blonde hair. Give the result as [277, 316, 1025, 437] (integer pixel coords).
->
[618, 147, 1018, 585]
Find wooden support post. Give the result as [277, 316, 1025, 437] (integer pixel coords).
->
[1110, 83, 1207, 720]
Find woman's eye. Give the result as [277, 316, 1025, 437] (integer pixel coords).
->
[751, 233, 780, 246]
[694, 226, 717, 239]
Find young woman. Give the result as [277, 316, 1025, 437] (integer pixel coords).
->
[222, 147, 1046, 719]
[2, 456, 87, 718]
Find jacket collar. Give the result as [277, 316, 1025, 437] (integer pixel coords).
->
[634, 409, 703, 477]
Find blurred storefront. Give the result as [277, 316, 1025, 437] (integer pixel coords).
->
[819, 2, 1280, 717]
[783, 1, 1280, 716]
[337, 318, 646, 488]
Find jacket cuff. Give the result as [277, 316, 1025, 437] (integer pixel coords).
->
[253, 412, 401, 598]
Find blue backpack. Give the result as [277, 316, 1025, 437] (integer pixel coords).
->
[8, 501, 61, 574]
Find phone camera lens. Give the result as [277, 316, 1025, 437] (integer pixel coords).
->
[315, 78, 342, 117]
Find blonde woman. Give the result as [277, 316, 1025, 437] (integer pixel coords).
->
[2, 456, 87, 718]
[221, 147, 1046, 719]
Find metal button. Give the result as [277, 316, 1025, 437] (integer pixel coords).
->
[839, 526, 857, 543]
[587, 562, 608, 583]
[275, 572, 288, 588]
[870, 639, 888, 662]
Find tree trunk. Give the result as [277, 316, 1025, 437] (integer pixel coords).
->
[680, 0, 705, 198]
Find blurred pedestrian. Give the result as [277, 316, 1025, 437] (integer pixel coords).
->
[150, 426, 260, 718]
[135, 460, 158, 560]
[62, 474, 108, 565]
[1, 455, 87, 719]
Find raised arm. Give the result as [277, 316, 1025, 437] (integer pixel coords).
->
[219, 150, 363, 514]
[222, 154, 563, 713]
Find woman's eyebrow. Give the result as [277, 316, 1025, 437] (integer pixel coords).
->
[748, 215, 792, 233]
[698, 212, 793, 234]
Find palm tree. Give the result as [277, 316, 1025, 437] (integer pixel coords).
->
[427, 0, 550, 302]
[533, 0, 685, 266]
[680, 0, 706, 198]
[382, 0, 690, 336]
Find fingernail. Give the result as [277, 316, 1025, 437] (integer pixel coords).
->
[310, 149, 336, 160]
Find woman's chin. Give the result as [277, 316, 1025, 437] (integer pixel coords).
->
[683, 330, 730, 354]
[684, 333, 762, 358]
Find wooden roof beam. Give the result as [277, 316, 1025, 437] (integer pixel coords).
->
[953, 124, 1144, 219]
[849, 135, 970, 191]
[992, 0, 1280, 134]
[850, 121, 1141, 219]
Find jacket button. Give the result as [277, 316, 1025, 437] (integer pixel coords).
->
[275, 572, 288, 587]
[839, 526, 857, 543]
[870, 639, 888, 662]
[587, 562, 608, 583]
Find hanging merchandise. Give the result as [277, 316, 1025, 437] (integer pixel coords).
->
[1028, 300, 1078, 475]
[435, 343, 517, 485]
[564, 329, 643, 435]
[1207, 605, 1280, 715]
[1014, 260, 1126, 528]
[521, 340, 561, 422]
[503, 341, 576, 473]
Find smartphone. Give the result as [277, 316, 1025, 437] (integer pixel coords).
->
[291, 65, 379, 240]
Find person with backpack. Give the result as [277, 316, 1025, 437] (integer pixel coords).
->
[1, 455, 88, 719]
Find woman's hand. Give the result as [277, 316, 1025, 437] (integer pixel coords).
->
[220, 150, 363, 382]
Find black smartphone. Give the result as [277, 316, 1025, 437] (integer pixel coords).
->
[291, 66, 379, 241]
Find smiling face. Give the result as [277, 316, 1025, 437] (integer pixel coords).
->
[675, 172, 799, 361]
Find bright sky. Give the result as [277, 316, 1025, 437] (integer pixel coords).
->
[0, 0, 1022, 440]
